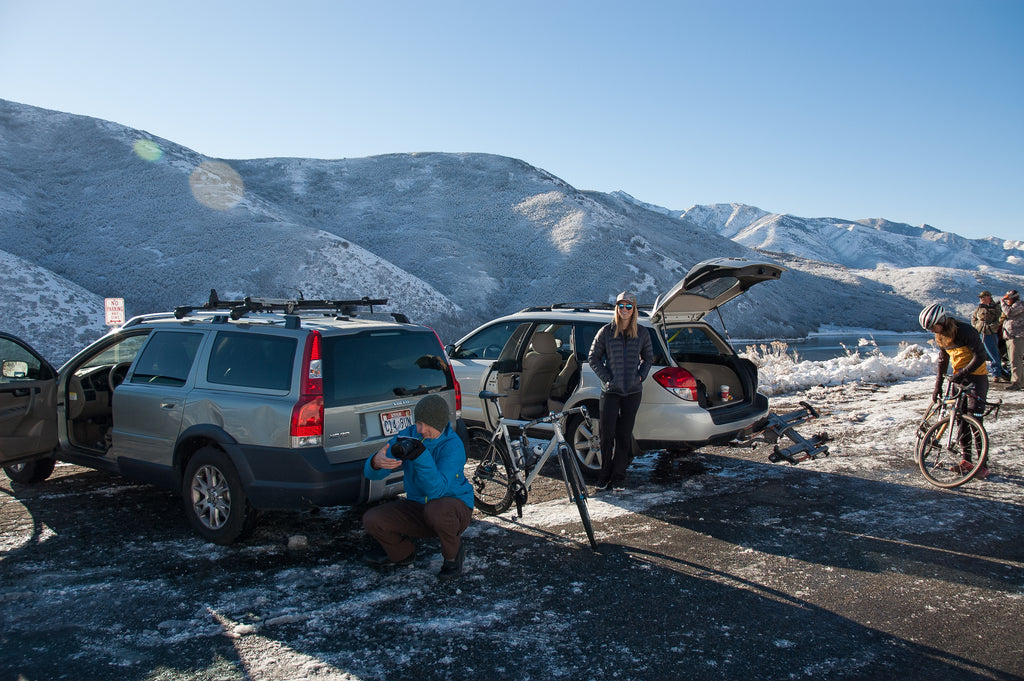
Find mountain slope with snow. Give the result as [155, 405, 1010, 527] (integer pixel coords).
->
[1, 99, 1021, 354]
[680, 202, 1023, 273]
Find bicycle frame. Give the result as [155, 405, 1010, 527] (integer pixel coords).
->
[473, 390, 597, 548]
[915, 379, 1000, 488]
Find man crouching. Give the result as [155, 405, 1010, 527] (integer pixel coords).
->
[362, 394, 473, 580]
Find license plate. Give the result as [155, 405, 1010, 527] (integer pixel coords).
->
[380, 409, 413, 436]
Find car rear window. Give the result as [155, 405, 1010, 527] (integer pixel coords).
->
[207, 331, 297, 391]
[323, 329, 452, 407]
[662, 326, 722, 358]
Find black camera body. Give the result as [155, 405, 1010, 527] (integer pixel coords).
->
[390, 437, 426, 461]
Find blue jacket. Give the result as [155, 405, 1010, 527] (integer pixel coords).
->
[363, 424, 474, 509]
[588, 323, 654, 396]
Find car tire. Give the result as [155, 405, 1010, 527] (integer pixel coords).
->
[182, 446, 255, 545]
[3, 457, 56, 484]
[566, 409, 602, 480]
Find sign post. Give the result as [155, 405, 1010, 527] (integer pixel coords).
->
[104, 298, 126, 326]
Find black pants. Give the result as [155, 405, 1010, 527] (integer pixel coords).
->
[598, 391, 642, 482]
[961, 373, 989, 462]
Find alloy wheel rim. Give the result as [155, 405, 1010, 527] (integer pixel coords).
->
[191, 465, 231, 530]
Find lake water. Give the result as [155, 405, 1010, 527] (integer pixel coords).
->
[735, 332, 935, 362]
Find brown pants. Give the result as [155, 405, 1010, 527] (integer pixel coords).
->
[362, 497, 472, 561]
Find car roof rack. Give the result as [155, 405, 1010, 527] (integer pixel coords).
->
[174, 289, 397, 321]
[518, 302, 652, 317]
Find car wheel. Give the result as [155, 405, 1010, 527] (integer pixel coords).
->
[182, 446, 254, 545]
[3, 457, 56, 484]
[566, 410, 602, 480]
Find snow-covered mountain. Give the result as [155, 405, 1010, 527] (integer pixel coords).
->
[2, 99, 1021, 364]
[677, 202, 1023, 274]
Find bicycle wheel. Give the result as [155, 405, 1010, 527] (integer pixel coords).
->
[558, 444, 597, 549]
[918, 414, 988, 488]
[466, 432, 515, 514]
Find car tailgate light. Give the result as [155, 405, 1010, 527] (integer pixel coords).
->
[429, 327, 462, 413]
[653, 367, 698, 401]
[291, 331, 324, 447]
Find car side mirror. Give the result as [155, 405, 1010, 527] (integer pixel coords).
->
[444, 344, 456, 357]
[2, 360, 29, 379]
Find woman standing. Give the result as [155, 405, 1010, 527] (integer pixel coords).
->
[588, 292, 654, 491]
[920, 303, 990, 477]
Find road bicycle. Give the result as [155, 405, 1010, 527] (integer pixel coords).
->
[915, 380, 1001, 488]
[466, 390, 597, 549]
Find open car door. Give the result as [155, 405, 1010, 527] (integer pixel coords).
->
[651, 257, 787, 325]
[0, 332, 58, 465]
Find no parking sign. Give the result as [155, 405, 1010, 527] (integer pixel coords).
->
[104, 298, 125, 326]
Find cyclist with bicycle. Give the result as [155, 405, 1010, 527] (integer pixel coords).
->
[920, 303, 990, 477]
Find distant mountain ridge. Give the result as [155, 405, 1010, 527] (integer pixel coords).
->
[673, 202, 1023, 273]
[2, 99, 1022, 363]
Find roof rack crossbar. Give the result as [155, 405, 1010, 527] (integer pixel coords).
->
[174, 289, 389, 320]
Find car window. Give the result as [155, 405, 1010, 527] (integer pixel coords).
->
[646, 327, 669, 366]
[130, 332, 203, 387]
[574, 323, 604, 359]
[80, 334, 150, 370]
[662, 326, 723, 358]
[452, 322, 520, 360]
[0, 338, 52, 381]
[207, 331, 296, 391]
[534, 322, 573, 357]
[323, 330, 453, 407]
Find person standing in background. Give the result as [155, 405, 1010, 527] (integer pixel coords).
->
[1001, 290, 1024, 391]
[972, 291, 1010, 382]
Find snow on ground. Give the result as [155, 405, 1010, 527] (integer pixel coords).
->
[4, 337, 1023, 680]
[472, 337, 1022, 545]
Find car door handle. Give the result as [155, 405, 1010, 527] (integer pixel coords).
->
[160, 401, 178, 410]
[1, 387, 33, 397]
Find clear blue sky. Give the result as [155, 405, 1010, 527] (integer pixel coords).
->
[2, 0, 1021, 241]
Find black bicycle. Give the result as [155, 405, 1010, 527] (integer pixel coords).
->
[465, 391, 597, 549]
[915, 380, 1000, 488]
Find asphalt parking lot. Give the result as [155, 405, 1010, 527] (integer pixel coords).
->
[2, 378, 1023, 681]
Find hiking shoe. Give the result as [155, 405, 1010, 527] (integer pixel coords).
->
[611, 479, 626, 491]
[950, 460, 976, 475]
[595, 478, 612, 491]
[363, 547, 416, 569]
[975, 465, 990, 480]
[439, 541, 466, 581]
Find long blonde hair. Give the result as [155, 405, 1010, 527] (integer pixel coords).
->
[614, 302, 638, 339]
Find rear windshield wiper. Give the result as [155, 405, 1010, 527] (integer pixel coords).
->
[393, 385, 444, 396]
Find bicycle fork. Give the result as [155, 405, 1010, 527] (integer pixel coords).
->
[507, 437, 529, 518]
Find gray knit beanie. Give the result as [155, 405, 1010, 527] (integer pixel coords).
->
[414, 394, 450, 432]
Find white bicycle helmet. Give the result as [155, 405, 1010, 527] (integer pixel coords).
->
[919, 303, 946, 330]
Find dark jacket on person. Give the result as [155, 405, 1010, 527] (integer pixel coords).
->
[588, 323, 654, 396]
[971, 302, 1002, 336]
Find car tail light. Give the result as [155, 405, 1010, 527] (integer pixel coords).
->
[291, 331, 324, 447]
[429, 327, 462, 413]
[654, 367, 698, 401]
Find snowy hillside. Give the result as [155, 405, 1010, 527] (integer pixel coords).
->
[1, 99, 1021, 353]
[679, 202, 1024, 274]
[0, 250, 109, 363]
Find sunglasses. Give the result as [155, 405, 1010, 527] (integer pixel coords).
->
[616, 302, 634, 310]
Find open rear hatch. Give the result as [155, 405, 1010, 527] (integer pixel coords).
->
[651, 257, 786, 325]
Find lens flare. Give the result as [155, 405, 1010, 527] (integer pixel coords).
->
[189, 160, 244, 210]
[133, 138, 163, 162]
